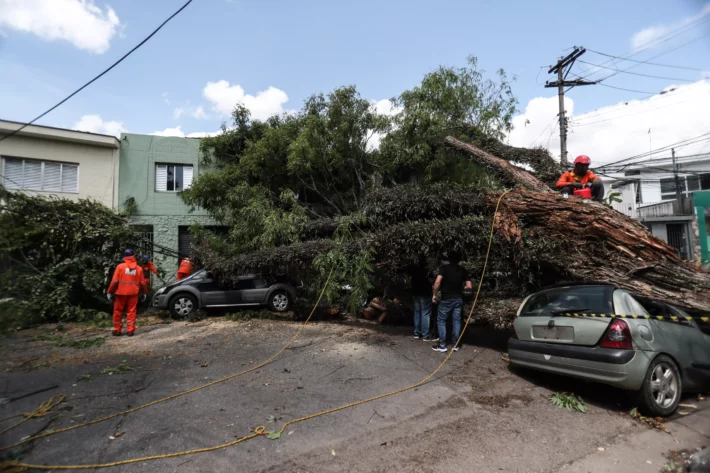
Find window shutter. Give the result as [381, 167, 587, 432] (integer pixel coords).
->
[61, 164, 78, 193]
[43, 162, 62, 191]
[23, 160, 42, 190]
[156, 165, 168, 191]
[183, 165, 194, 190]
[3, 158, 23, 189]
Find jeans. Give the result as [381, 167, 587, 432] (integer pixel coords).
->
[437, 298, 462, 347]
[412, 296, 432, 337]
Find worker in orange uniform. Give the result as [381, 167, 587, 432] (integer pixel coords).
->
[177, 257, 194, 281]
[106, 249, 147, 337]
[139, 255, 158, 286]
[556, 155, 604, 202]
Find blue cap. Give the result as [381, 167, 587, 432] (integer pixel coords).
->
[123, 249, 135, 257]
[141, 255, 149, 261]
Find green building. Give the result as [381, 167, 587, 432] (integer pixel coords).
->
[118, 133, 219, 282]
[695, 190, 710, 264]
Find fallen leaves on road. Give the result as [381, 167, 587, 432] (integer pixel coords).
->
[200, 361, 209, 368]
[501, 353, 510, 364]
[267, 430, 281, 440]
[626, 407, 669, 434]
[331, 449, 336, 456]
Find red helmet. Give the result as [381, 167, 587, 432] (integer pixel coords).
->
[574, 155, 591, 165]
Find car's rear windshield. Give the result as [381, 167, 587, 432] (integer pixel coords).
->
[520, 286, 613, 317]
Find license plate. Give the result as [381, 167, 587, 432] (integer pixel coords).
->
[532, 326, 574, 341]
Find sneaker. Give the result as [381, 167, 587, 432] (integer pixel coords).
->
[432, 345, 448, 353]
[422, 336, 432, 342]
[112, 330, 121, 337]
[127, 331, 135, 337]
[426, 336, 439, 343]
[452, 346, 460, 352]
[413, 334, 422, 339]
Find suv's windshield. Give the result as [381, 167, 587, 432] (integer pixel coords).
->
[520, 286, 613, 317]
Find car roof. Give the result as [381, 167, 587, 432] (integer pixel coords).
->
[541, 281, 617, 290]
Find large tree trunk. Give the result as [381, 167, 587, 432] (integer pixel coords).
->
[447, 136, 710, 311]
[488, 188, 710, 311]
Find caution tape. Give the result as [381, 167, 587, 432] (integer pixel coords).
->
[560, 313, 710, 323]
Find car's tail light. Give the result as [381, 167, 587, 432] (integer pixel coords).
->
[511, 318, 518, 339]
[600, 319, 632, 349]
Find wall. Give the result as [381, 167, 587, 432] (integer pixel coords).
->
[119, 133, 217, 282]
[0, 134, 119, 208]
[118, 134, 210, 216]
[129, 214, 215, 283]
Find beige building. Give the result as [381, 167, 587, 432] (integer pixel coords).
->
[0, 120, 120, 209]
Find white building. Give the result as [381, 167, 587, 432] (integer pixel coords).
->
[0, 120, 120, 209]
[600, 154, 710, 260]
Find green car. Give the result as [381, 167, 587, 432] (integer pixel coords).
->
[508, 283, 710, 416]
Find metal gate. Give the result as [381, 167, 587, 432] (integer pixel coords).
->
[666, 223, 688, 260]
[130, 225, 154, 260]
[178, 226, 193, 263]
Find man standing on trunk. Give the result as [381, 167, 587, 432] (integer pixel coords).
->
[432, 251, 472, 353]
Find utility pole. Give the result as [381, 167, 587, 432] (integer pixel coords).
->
[672, 148, 683, 204]
[545, 47, 597, 167]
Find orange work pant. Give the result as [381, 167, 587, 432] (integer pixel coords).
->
[113, 295, 138, 332]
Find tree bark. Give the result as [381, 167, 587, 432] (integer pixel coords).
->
[444, 136, 552, 192]
[445, 135, 710, 311]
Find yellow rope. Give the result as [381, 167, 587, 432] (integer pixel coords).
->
[2, 190, 508, 471]
[0, 395, 66, 436]
[0, 269, 333, 452]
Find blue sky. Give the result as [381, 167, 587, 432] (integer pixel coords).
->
[0, 0, 708, 163]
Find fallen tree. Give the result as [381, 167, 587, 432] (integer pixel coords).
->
[195, 137, 710, 320]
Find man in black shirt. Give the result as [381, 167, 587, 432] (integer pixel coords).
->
[432, 251, 472, 353]
[406, 255, 435, 340]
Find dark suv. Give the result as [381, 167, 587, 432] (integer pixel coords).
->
[153, 270, 297, 318]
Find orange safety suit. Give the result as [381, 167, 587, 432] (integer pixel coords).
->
[177, 258, 193, 281]
[107, 256, 147, 333]
[141, 260, 158, 285]
[556, 170, 598, 188]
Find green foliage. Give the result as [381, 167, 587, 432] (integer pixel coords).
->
[380, 56, 519, 185]
[550, 392, 588, 413]
[603, 191, 623, 207]
[226, 309, 281, 321]
[100, 364, 136, 375]
[0, 187, 140, 329]
[76, 374, 92, 382]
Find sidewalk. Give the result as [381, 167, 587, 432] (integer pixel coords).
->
[557, 405, 709, 473]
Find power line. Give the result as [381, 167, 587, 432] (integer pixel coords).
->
[0, 0, 194, 144]
[578, 60, 697, 82]
[570, 97, 695, 127]
[598, 133, 710, 170]
[596, 82, 660, 95]
[575, 15, 710, 82]
[586, 48, 707, 72]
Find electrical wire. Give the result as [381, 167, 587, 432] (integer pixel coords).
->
[578, 60, 696, 82]
[597, 132, 710, 169]
[586, 48, 707, 72]
[569, 97, 695, 127]
[0, 0, 194, 144]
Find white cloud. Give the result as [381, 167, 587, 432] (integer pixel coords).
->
[507, 80, 710, 167]
[192, 106, 207, 119]
[151, 126, 218, 138]
[366, 99, 403, 151]
[630, 3, 710, 50]
[202, 80, 289, 120]
[0, 0, 122, 54]
[162, 92, 171, 106]
[73, 114, 125, 137]
[172, 108, 184, 120]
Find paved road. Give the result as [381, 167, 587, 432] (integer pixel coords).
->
[0, 318, 707, 472]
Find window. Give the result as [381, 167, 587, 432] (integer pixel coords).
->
[660, 175, 710, 201]
[2, 157, 79, 193]
[156, 164, 193, 192]
[519, 286, 613, 317]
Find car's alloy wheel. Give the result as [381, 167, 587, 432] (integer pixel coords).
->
[637, 354, 682, 417]
[272, 293, 289, 311]
[172, 296, 194, 317]
[650, 362, 679, 409]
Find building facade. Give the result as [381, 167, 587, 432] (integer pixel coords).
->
[0, 120, 120, 208]
[603, 155, 710, 264]
[118, 133, 218, 281]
